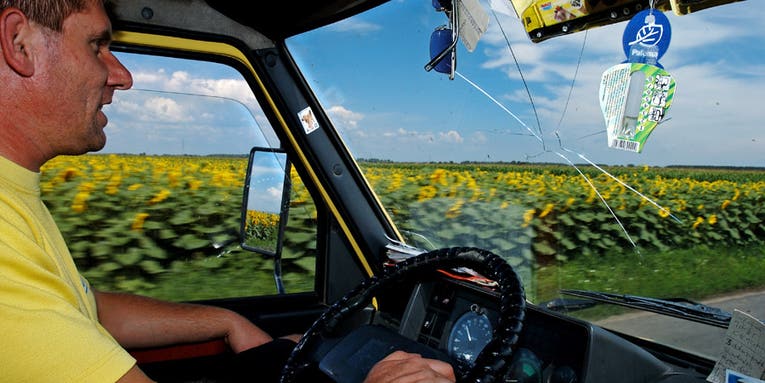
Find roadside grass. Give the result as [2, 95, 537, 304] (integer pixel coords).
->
[136, 243, 764, 307]
[534, 243, 765, 320]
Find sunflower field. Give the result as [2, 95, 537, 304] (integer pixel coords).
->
[362, 162, 765, 263]
[40, 154, 765, 299]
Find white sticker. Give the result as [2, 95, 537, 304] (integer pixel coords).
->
[298, 106, 320, 135]
[707, 310, 765, 383]
[457, 0, 489, 52]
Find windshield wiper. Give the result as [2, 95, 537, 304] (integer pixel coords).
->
[554, 289, 733, 328]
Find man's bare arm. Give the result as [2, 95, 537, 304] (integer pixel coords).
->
[94, 290, 273, 353]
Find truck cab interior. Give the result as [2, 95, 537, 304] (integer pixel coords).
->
[50, 0, 762, 382]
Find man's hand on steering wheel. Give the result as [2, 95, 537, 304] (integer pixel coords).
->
[364, 351, 456, 383]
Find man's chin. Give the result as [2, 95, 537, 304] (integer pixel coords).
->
[92, 120, 108, 151]
[69, 135, 107, 155]
[91, 137, 108, 153]
[65, 144, 106, 156]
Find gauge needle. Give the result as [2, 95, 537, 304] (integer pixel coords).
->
[466, 327, 473, 341]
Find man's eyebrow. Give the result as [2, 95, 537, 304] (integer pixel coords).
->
[91, 29, 114, 45]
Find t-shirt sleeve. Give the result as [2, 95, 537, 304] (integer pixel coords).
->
[0, 236, 136, 382]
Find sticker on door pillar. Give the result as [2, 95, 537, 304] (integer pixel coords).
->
[298, 106, 320, 135]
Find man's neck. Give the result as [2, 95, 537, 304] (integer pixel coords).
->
[0, 130, 48, 172]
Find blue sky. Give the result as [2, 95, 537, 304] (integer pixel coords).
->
[106, 0, 764, 167]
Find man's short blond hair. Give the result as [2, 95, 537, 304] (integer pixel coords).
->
[0, 0, 103, 31]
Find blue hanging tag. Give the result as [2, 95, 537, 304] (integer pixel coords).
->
[622, 8, 671, 68]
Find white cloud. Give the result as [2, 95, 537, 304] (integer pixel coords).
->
[266, 186, 282, 199]
[143, 96, 190, 122]
[329, 19, 383, 34]
[440, 130, 464, 143]
[164, 71, 256, 108]
[106, 60, 276, 155]
[130, 68, 259, 113]
[471, 131, 488, 144]
[665, 3, 764, 51]
[328, 105, 365, 130]
[132, 68, 167, 84]
[386, 127, 435, 142]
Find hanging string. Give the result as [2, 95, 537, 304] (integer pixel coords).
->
[556, 30, 588, 132]
[489, 7, 545, 150]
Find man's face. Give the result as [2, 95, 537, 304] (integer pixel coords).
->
[40, 2, 133, 155]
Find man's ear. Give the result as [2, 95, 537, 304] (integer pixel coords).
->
[0, 8, 35, 77]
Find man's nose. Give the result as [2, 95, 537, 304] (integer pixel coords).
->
[106, 50, 133, 90]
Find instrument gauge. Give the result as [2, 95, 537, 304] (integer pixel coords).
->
[447, 308, 493, 365]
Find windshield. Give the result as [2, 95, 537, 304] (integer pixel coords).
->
[286, 0, 764, 360]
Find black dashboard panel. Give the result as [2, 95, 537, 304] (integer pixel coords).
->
[388, 276, 709, 383]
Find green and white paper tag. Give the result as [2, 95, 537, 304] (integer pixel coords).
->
[599, 63, 675, 153]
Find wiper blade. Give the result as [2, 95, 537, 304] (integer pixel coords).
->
[559, 289, 732, 328]
[541, 297, 598, 312]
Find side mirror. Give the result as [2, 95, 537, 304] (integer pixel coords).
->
[424, 0, 459, 80]
[240, 147, 291, 259]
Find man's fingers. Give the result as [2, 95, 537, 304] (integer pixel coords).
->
[380, 350, 421, 361]
[424, 358, 456, 380]
[364, 351, 456, 383]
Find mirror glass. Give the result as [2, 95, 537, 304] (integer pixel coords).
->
[241, 148, 290, 256]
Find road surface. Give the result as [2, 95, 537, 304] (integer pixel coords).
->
[595, 289, 765, 360]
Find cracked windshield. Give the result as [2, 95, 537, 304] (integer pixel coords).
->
[286, 0, 764, 360]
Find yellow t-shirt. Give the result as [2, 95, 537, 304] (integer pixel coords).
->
[0, 155, 136, 382]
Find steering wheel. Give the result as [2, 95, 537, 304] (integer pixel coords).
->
[280, 247, 527, 383]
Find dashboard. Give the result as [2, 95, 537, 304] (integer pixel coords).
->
[379, 276, 711, 383]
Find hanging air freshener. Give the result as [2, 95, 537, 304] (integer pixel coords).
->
[599, 5, 675, 153]
[622, 7, 671, 67]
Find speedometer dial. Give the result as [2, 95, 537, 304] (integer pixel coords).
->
[447, 310, 493, 365]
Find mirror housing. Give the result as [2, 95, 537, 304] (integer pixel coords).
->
[240, 147, 291, 258]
